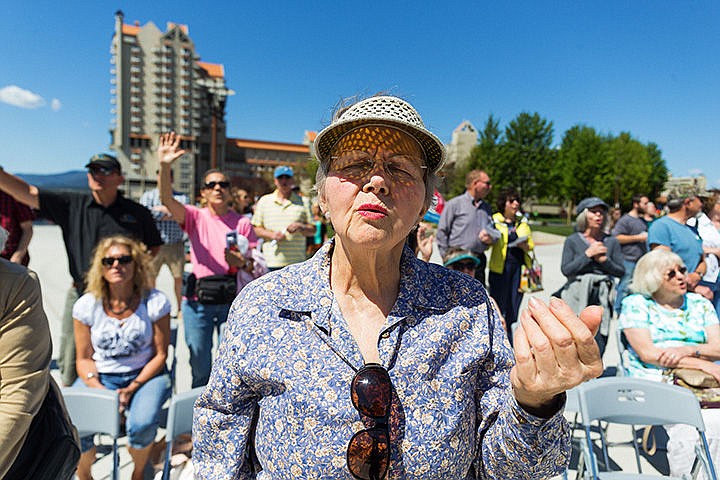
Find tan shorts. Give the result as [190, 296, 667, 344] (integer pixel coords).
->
[150, 242, 185, 278]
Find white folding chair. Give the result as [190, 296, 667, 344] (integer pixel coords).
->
[61, 388, 121, 480]
[577, 377, 718, 479]
[161, 387, 204, 480]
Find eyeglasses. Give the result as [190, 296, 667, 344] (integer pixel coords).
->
[666, 266, 688, 280]
[88, 166, 118, 176]
[203, 181, 230, 190]
[101, 255, 133, 267]
[347, 363, 392, 480]
[331, 150, 426, 185]
[449, 261, 478, 272]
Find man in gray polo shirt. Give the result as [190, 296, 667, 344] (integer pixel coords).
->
[437, 169, 499, 285]
[612, 194, 649, 312]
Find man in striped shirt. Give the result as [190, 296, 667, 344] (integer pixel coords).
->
[252, 166, 315, 270]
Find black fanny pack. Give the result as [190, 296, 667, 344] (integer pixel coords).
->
[191, 274, 237, 304]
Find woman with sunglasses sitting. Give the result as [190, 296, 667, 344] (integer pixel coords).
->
[73, 235, 171, 480]
[619, 248, 720, 476]
[157, 132, 258, 389]
[192, 95, 604, 480]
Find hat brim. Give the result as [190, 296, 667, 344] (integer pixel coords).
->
[443, 253, 481, 268]
[313, 118, 446, 174]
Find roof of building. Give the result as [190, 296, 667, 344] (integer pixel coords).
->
[122, 24, 140, 36]
[197, 62, 225, 78]
[228, 138, 310, 154]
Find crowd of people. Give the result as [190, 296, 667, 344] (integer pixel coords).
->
[0, 93, 718, 478]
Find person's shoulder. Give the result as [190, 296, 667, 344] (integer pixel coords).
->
[411, 257, 488, 307]
[0, 257, 28, 278]
[74, 292, 99, 311]
[686, 292, 714, 308]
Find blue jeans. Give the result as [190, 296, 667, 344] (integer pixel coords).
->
[73, 369, 171, 450]
[614, 260, 636, 314]
[182, 299, 230, 388]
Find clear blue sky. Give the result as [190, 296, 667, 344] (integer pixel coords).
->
[1, 1, 718, 186]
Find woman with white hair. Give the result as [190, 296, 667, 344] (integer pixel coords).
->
[619, 248, 720, 476]
[556, 197, 624, 355]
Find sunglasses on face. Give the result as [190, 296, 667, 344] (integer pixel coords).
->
[203, 180, 230, 190]
[101, 255, 133, 267]
[666, 266, 688, 280]
[89, 166, 118, 176]
[347, 363, 392, 480]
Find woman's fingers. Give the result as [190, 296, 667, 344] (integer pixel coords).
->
[511, 298, 603, 403]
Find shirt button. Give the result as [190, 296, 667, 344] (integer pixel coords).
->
[380, 332, 390, 339]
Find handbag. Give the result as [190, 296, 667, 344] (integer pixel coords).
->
[195, 274, 237, 304]
[519, 251, 543, 293]
[671, 367, 720, 409]
[5, 377, 80, 480]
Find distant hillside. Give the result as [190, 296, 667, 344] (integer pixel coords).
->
[17, 170, 87, 191]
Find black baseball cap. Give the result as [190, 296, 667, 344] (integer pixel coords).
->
[85, 153, 121, 174]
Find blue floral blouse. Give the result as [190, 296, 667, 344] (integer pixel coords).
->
[193, 241, 571, 479]
[619, 292, 719, 381]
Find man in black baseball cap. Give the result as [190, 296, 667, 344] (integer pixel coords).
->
[0, 152, 161, 385]
[85, 153, 122, 174]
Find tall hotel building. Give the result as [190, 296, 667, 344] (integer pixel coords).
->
[109, 10, 233, 200]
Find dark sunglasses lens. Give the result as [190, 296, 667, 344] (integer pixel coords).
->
[102, 255, 133, 266]
[204, 181, 230, 189]
[347, 427, 389, 480]
[351, 366, 392, 418]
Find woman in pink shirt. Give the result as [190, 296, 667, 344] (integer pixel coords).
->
[157, 132, 258, 388]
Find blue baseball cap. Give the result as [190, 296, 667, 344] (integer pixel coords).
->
[274, 165, 294, 178]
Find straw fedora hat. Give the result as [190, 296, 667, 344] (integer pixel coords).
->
[312, 96, 446, 174]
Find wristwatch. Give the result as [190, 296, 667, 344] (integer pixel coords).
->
[86, 372, 97, 380]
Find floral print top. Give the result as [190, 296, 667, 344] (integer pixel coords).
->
[193, 241, 571, 479]
[619, 292, 719, 380]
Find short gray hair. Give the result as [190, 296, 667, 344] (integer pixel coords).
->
[575, 208, 608, 232]
[630, 249, 685, 297]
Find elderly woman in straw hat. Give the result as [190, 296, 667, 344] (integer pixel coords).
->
[193, 95, 603, 479]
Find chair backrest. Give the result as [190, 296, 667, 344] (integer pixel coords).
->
[61, 388, 121, 438]
[165, 386, 204, 441]
[162, 387, 204, 480]
[578, 377, 705, 429]
[565, 386, 580, 414]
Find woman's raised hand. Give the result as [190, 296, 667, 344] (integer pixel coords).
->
[511, 297, 604, 415]
[157, 132, 186, 165]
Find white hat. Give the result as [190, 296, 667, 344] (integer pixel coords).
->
[312, 96, 446, 174]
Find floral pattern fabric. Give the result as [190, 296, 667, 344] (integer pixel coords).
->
[193, 241, 571, 479]
[619, 292, 719, 380]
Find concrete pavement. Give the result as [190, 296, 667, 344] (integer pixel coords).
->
[25, 225, 656, 478]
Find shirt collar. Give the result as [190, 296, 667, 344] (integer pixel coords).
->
[276, 239, 447, 331]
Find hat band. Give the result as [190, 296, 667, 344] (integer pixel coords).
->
[327, 123, 430, 168]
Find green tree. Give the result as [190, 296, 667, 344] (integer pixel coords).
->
[556, 125, 608, 206]
[645, 142, 669, 200]
[497, 112, 555, 199]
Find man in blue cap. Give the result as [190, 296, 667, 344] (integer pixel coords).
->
[252, 166, 314, 270]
